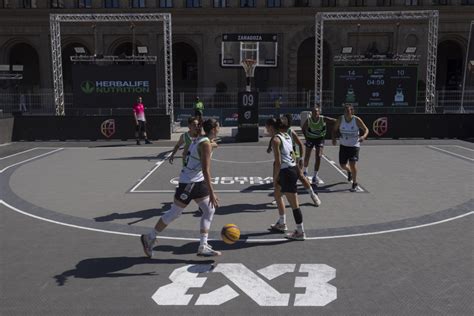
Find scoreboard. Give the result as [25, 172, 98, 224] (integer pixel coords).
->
[333, 66, 418, 107]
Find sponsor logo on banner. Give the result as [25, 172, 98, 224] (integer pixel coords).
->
[372, 117, 388, 137]
[152, 263, 337, 306]
[100, 119, 116, 138]
[81, 81, 95, 94]
[225, 113, 238, 122]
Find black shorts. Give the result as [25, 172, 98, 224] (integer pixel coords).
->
[174, 181, 209, 205]
[305, 138, 325, 149]
[194, 110, 203, 117]
[136, 120, 146, 133]
[339, 145, 360, 165]
[278, 166, 299, 193]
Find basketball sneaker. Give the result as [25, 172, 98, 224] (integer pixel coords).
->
[303, 171, 309, 178]
[286, 230, 306, 241]
[312, 176, 317, 184]
[350, 182, 361, 192]
[145, 139, 152, 144]
[310, 192, 321, 207]
[136, 140, 141, 145]
[270, 222, 288, 233]
[271, 200, 277, 205]
[197, 244, 222, 257]
[347, 171, 352, 182]
[140, 234, 155, 258]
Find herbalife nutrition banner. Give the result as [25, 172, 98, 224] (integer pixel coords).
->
[72, 64, 157, 108]
[333, 66, 418, 107]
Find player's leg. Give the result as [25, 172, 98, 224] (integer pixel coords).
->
[143, 121, 152, 144]
[303, 140, 314, 177]
[339, 145, 352, 182]
[282, 167, 305, 240]
[140, 184, 190, 258]
[194, 181, 221, 256]
[313, 142, 324, 185]
[270, 184, 288, 232]
[348, 147, 360, 192]
[296, 165, 321, 207]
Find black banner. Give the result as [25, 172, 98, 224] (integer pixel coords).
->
[334, 66, 418, 107]
[72, 64, 157, 108]
[222, 34, 277, 42]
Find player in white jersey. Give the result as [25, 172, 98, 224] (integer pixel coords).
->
[141, 118, 222, 257]
[332, 104, 369, 192]
[270, 118, 306, 240]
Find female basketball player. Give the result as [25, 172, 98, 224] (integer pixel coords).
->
[141, 118, 222, 257]
[332, 104, 369, 192]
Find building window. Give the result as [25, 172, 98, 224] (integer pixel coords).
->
[51, 0, 64, 8]
[321, 0, 336, 6]
[214, 0, 228, 7]
[130, 0, 145, 7]
[104, 0, 119, 7]
[78, 0, 92, 8]
[461, 0, 474, 4]
[295, 0, 309, 6]
[159, 0, 172, 7]
[186, 0, 200, 7]
[240, 0, 255, 7]
[267, 0, 281, 7]
[376, 0, 391, 5]
[349, 0, 365, 5]
[405, 0, 419, 5]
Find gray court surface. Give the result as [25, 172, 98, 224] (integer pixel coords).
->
[0, 136, 473, 315]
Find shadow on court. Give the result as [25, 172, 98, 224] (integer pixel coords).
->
[54, 256, 215, 286]
[153, 239, 289, 256]
[94, 203, 172, 225]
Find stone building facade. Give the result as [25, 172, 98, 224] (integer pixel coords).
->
[0, 0, 473, 96]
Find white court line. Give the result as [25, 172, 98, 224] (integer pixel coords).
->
[129, 151, 172, 192]
[0, 148, 64, 173]
[132, 189, 273, 193]
[454, 145, 474, 152]
[0, 143, 12, 147]
[211, 158, 273, 164]
[1, 199, 472, 242]
[428, 146, 474, 162]
[0, 147, 40, 160]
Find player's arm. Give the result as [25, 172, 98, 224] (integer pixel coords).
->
[356, 117, 369, 142]
[133, 108, 138, 125]
[201, 141, 219, 208]
[168, 134, 184, 164]
[301, 119, 309, 138]
[267, 135, 274, 153]
[291, 130, 304, 160]
[332, 117, 341, 146]
[323, 116, 337, 123]
[272, 137, 282, 185]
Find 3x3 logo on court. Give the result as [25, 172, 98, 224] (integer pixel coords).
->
[153, 263, 337, 307]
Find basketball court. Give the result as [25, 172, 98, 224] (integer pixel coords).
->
[1, 136, 472, 315]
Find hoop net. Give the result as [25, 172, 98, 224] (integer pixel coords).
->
[241, 59, 257, 78]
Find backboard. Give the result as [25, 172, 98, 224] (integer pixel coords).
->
[221, 33, 278, 67]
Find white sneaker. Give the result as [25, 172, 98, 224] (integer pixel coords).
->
[271, 200, 277, 205]
[286, 230, 306, 241]
[269, 222, 288, 233]
[310, 192, 321, 207]
[197, 244, 222, 257]
[140, 234, 155, 258]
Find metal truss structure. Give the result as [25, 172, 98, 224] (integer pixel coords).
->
[315, 10, 439, 113]
[50, 13, 173, 118]
[70, 55, 158, 64]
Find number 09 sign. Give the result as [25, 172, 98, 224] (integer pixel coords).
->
[238, 91, 259, 128]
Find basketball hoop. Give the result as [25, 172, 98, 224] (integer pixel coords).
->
[241, 59, 257, 78]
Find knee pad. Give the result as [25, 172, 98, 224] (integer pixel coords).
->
[292, 208, 303, 225]
[197, 198, 215, 231]
[161, 204, 184, 225]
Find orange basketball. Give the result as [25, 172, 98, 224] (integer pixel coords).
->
[221, 224, 240, 244]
